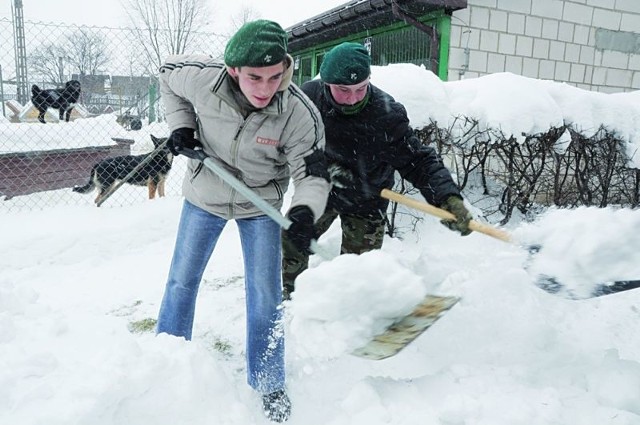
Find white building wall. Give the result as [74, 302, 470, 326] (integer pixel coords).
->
[449, 0, 640, 93]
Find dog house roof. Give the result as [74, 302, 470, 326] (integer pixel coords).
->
[286, 0, 467, 52]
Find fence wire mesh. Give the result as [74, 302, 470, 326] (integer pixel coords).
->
[0, 18, 227, 212]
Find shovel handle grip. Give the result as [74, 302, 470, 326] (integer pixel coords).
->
[380, 189, 512, 243]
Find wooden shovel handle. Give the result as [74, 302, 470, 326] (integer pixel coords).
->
[380, 189, 512, 243]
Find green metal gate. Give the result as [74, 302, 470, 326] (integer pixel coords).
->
[291, 11, 452, 86]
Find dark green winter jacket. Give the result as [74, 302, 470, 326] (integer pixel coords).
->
[301, 79, 461, 215]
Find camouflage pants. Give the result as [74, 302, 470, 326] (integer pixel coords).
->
[282, 208, 385, 300]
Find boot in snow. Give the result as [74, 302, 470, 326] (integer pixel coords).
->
[262, 389, 291, 422]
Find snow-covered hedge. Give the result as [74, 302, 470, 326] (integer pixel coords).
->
[372, 64, 640, 224]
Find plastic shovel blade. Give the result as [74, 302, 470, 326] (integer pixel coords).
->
[351, 294, 460, 360]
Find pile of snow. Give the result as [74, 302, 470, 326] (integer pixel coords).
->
[0, 114, 170, 154]
[288, 250, 428, 358]
[372, 64, 640, 166]
[515, 206, 640, 298]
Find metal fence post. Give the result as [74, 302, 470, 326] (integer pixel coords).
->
[148, 82, 157, 123]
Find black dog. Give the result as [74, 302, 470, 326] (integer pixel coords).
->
[31, 79, 81, 123]
[73, 135, 173, 205]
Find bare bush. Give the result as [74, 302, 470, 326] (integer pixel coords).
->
[400, 122, 639, 228]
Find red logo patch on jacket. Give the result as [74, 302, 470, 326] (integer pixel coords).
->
[256, 136, 279, 146]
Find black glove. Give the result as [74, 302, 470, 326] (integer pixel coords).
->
[284, 206, 315, 254]
[440, 196, 473, 236]
[167, 128, 202, 156]
[328, 163, 354, 189]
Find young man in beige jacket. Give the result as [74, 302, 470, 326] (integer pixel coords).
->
[156, 20, 330, 422]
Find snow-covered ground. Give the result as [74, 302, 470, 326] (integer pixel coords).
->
[2, 195, 640, 425]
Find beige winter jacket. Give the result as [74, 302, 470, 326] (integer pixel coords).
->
[159, 54, 330, 220]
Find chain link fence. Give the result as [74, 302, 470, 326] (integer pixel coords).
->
[0, 18, 227, 212]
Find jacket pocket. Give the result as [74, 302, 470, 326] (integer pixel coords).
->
[243, 178, 284, 202]
[270, 179, 284, 201]
[233, 179, 285, 215]
[189, 162, 204, 183]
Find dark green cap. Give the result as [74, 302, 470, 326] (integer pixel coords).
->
[224, 20, 288, 67]
[320, 42, 371, 85]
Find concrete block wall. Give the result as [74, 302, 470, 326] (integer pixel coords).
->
[448, 0, 640, 93]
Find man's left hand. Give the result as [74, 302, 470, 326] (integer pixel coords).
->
[440, 196, 473, 236]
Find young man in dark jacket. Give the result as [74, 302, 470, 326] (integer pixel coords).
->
[282, 42, 472, 300]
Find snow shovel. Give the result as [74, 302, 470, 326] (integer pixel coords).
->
[381, 188, 640, 299]
[177, 147, 459, 360]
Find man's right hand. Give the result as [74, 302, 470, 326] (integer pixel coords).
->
[440, 196, 473, 236]
[167, 128, 202, 156]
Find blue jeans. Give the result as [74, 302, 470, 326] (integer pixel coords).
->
[157, 200, 285, 393]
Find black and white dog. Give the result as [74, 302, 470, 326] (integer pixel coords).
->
[31, 79, 81, 123]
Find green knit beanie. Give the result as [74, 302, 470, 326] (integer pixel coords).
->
[224, 20, 288, 67]
[320, 42, 371, 85]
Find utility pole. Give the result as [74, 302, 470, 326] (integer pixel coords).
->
[0, 65, 6, 117]
[12, 0, 28, 104]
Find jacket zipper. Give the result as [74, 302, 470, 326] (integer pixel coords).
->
[231, 116, 249, 168]
[227, 115, 251, 216]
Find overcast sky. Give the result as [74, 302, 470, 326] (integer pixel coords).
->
[0, 0, 348, 32]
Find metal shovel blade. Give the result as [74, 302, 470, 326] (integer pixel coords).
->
[352, 295, 460, 360]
